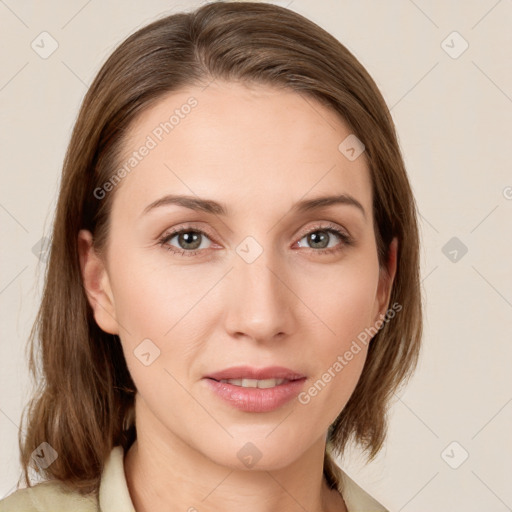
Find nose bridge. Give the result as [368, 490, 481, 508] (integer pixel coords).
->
[224, 239, 294, 341]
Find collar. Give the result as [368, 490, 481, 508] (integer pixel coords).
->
[99, 446, 136, 512]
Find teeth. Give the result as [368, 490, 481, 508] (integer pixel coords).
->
[219, 378, 287, 388]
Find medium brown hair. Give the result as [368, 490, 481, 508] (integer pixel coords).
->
[18, 0, 422, 496]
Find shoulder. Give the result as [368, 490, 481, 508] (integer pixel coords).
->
[0, 480, 98, 512]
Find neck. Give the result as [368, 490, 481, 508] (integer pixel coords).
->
[123, 398, 347, 512]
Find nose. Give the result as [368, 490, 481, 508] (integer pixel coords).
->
[223, 247, 298, 344]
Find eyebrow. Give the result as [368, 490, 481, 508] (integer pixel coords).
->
[141, 193, 367, 220]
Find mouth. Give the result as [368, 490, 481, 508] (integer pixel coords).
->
[203, 366, 307, 412]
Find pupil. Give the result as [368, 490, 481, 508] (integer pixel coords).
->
[180, 232, 201, 250]
[309, 231, 328, 249]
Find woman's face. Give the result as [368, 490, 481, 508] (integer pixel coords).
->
[80, 80, 396, 469]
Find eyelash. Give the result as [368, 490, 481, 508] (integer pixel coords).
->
[157, 222, 353, 258]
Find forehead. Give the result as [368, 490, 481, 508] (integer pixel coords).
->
[112, 80, 372, 221]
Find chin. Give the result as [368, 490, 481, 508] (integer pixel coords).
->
[200, 435, 308, 472]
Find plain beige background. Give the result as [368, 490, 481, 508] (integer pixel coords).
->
[1, 1, 511, 510]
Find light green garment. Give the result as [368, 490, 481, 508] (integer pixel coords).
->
[0, 446, 388, 511]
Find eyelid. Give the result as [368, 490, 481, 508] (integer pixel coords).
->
[159, 222, 218, 245]
[296, 221, 350, 240]
[159, 220, 350, 240]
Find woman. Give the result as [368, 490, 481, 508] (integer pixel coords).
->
[1, 2, 422, 511]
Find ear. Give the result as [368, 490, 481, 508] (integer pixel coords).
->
[77, 229, 119, 335]
[372, 236, 398, 324]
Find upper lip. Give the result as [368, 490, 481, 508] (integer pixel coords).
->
[205, 366, 306, 381]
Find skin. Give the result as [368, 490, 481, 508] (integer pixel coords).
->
[79, 79, 397, 512]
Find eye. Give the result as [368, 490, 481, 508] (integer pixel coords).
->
[158, 228, 213, 257]
[158, 222, 353, 257]
[295, 223, 353, 255]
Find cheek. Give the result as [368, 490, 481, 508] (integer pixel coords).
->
[108, 259, 204, 409]
[109, 249, 201, 337]
[294, 258, 378, 415]
[107, 250, 220, 380]
[306, 256, 380, 346]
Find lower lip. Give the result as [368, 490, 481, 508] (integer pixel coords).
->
[203, 378, 307, 412]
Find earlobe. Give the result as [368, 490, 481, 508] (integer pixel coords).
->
[77, 230, 119, 335]
[373, 237, 398, 322]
